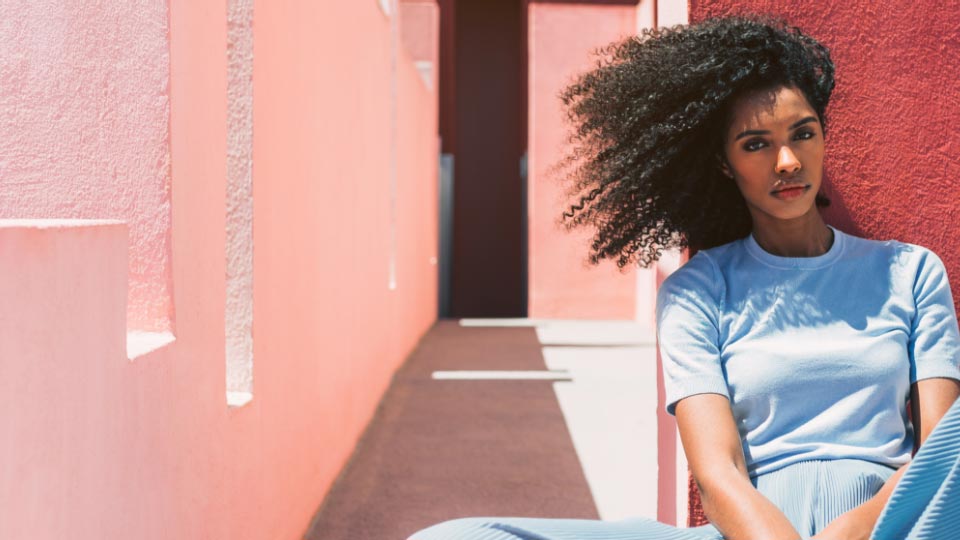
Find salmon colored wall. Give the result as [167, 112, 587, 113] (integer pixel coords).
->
[0, 0, 172, 333]
[690, 0, 960, 311]
[647, 2, 692, 526]
[527, 1, 640, 319]
[400, 0, 440, 67]
[0, 222, 128, 539]
[0, 1, 439, 538]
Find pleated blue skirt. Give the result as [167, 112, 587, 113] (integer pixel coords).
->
[408, 398, 960, 540]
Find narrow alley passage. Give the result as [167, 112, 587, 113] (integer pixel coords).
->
[305, 319, 659, 540]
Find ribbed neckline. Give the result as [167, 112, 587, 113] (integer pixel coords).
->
[744, 225, 845, 269]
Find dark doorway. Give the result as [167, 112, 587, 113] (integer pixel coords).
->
[440, 0, 527, 318]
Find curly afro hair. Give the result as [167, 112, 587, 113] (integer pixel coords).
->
[557, 15, 835, 269]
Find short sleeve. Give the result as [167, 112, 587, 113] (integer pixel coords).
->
[656, 252, 730, 415]
[908, 249, 960, 383]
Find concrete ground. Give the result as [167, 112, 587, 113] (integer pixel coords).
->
[305, 319, 661, 540]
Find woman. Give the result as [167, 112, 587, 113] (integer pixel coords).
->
[408, 15, 960, 540]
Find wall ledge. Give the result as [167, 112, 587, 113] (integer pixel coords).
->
[0, 218, 124, 229]
[127, 330, 176, 361]
[0, 220, 175, 362]
[226, 391, 253, 408]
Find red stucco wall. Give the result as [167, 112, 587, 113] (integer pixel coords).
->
[690, 0, 960, 312]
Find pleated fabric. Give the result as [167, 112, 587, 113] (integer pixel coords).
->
[407, 516, 721, 540]
[409, 400, 960, 540]
[407, 459, 896, 540]
[872, 397, 960, 540]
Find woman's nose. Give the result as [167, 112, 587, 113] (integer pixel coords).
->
[776, 146, 801, 175]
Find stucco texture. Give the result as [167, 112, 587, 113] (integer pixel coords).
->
[0, 0, 172, 332]
[0, 1, 439, 539]
[691, 0, 960, 311]
[226, 0, 254, 394]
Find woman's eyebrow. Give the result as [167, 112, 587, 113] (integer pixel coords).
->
[734, 129, 768, 141]
[734, 116, 819, 141]
[790, 116, 819, 129]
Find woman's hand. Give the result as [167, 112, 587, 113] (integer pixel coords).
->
[810, 506, 874, 540]
[814, 378, 960, 540]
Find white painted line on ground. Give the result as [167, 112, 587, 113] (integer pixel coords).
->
[431, 370, 572, 380]
[458, 318, 552, 327]
[448, 319, 665, 521]
[457, 318, 655, 345]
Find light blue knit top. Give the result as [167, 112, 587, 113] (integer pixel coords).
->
[656, 226, 960, 477]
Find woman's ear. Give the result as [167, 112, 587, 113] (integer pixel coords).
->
[717, 154, 734, 179]
[720, 163, 733, 179]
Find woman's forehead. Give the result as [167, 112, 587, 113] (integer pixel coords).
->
[727, 86, 817, 132]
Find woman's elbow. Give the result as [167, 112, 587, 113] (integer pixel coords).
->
[692, 463, 750, 506]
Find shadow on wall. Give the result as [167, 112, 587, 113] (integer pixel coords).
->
[821, 167, 863, 238]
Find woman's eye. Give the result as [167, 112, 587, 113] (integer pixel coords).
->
[743, 139, 766, 152]
[794, 130, 815, 140]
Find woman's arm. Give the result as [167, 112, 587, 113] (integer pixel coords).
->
[676, 393, 802, 540]
[812, 377, 960, 540]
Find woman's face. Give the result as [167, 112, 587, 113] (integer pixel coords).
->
[721, 85, 825, 228]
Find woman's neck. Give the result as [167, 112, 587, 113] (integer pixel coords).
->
[750, 211, 834, 258]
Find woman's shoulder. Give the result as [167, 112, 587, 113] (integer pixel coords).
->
[657, 247, 730, 309]
[832, 229, 955, 304]
[660, 236, 746, 286]
[838, 228, 945, 272]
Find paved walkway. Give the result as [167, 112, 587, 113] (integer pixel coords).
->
[305, 319, 660, 540]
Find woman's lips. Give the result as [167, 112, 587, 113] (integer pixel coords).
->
[771, 185, 810, 200]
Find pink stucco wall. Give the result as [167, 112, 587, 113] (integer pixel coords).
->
[252, 7, 439, 537]
[0, 0, 172, 333]
[527, 1, 640, 319]
[0, 2, 439, 538]
[690, 0, 960, 311]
